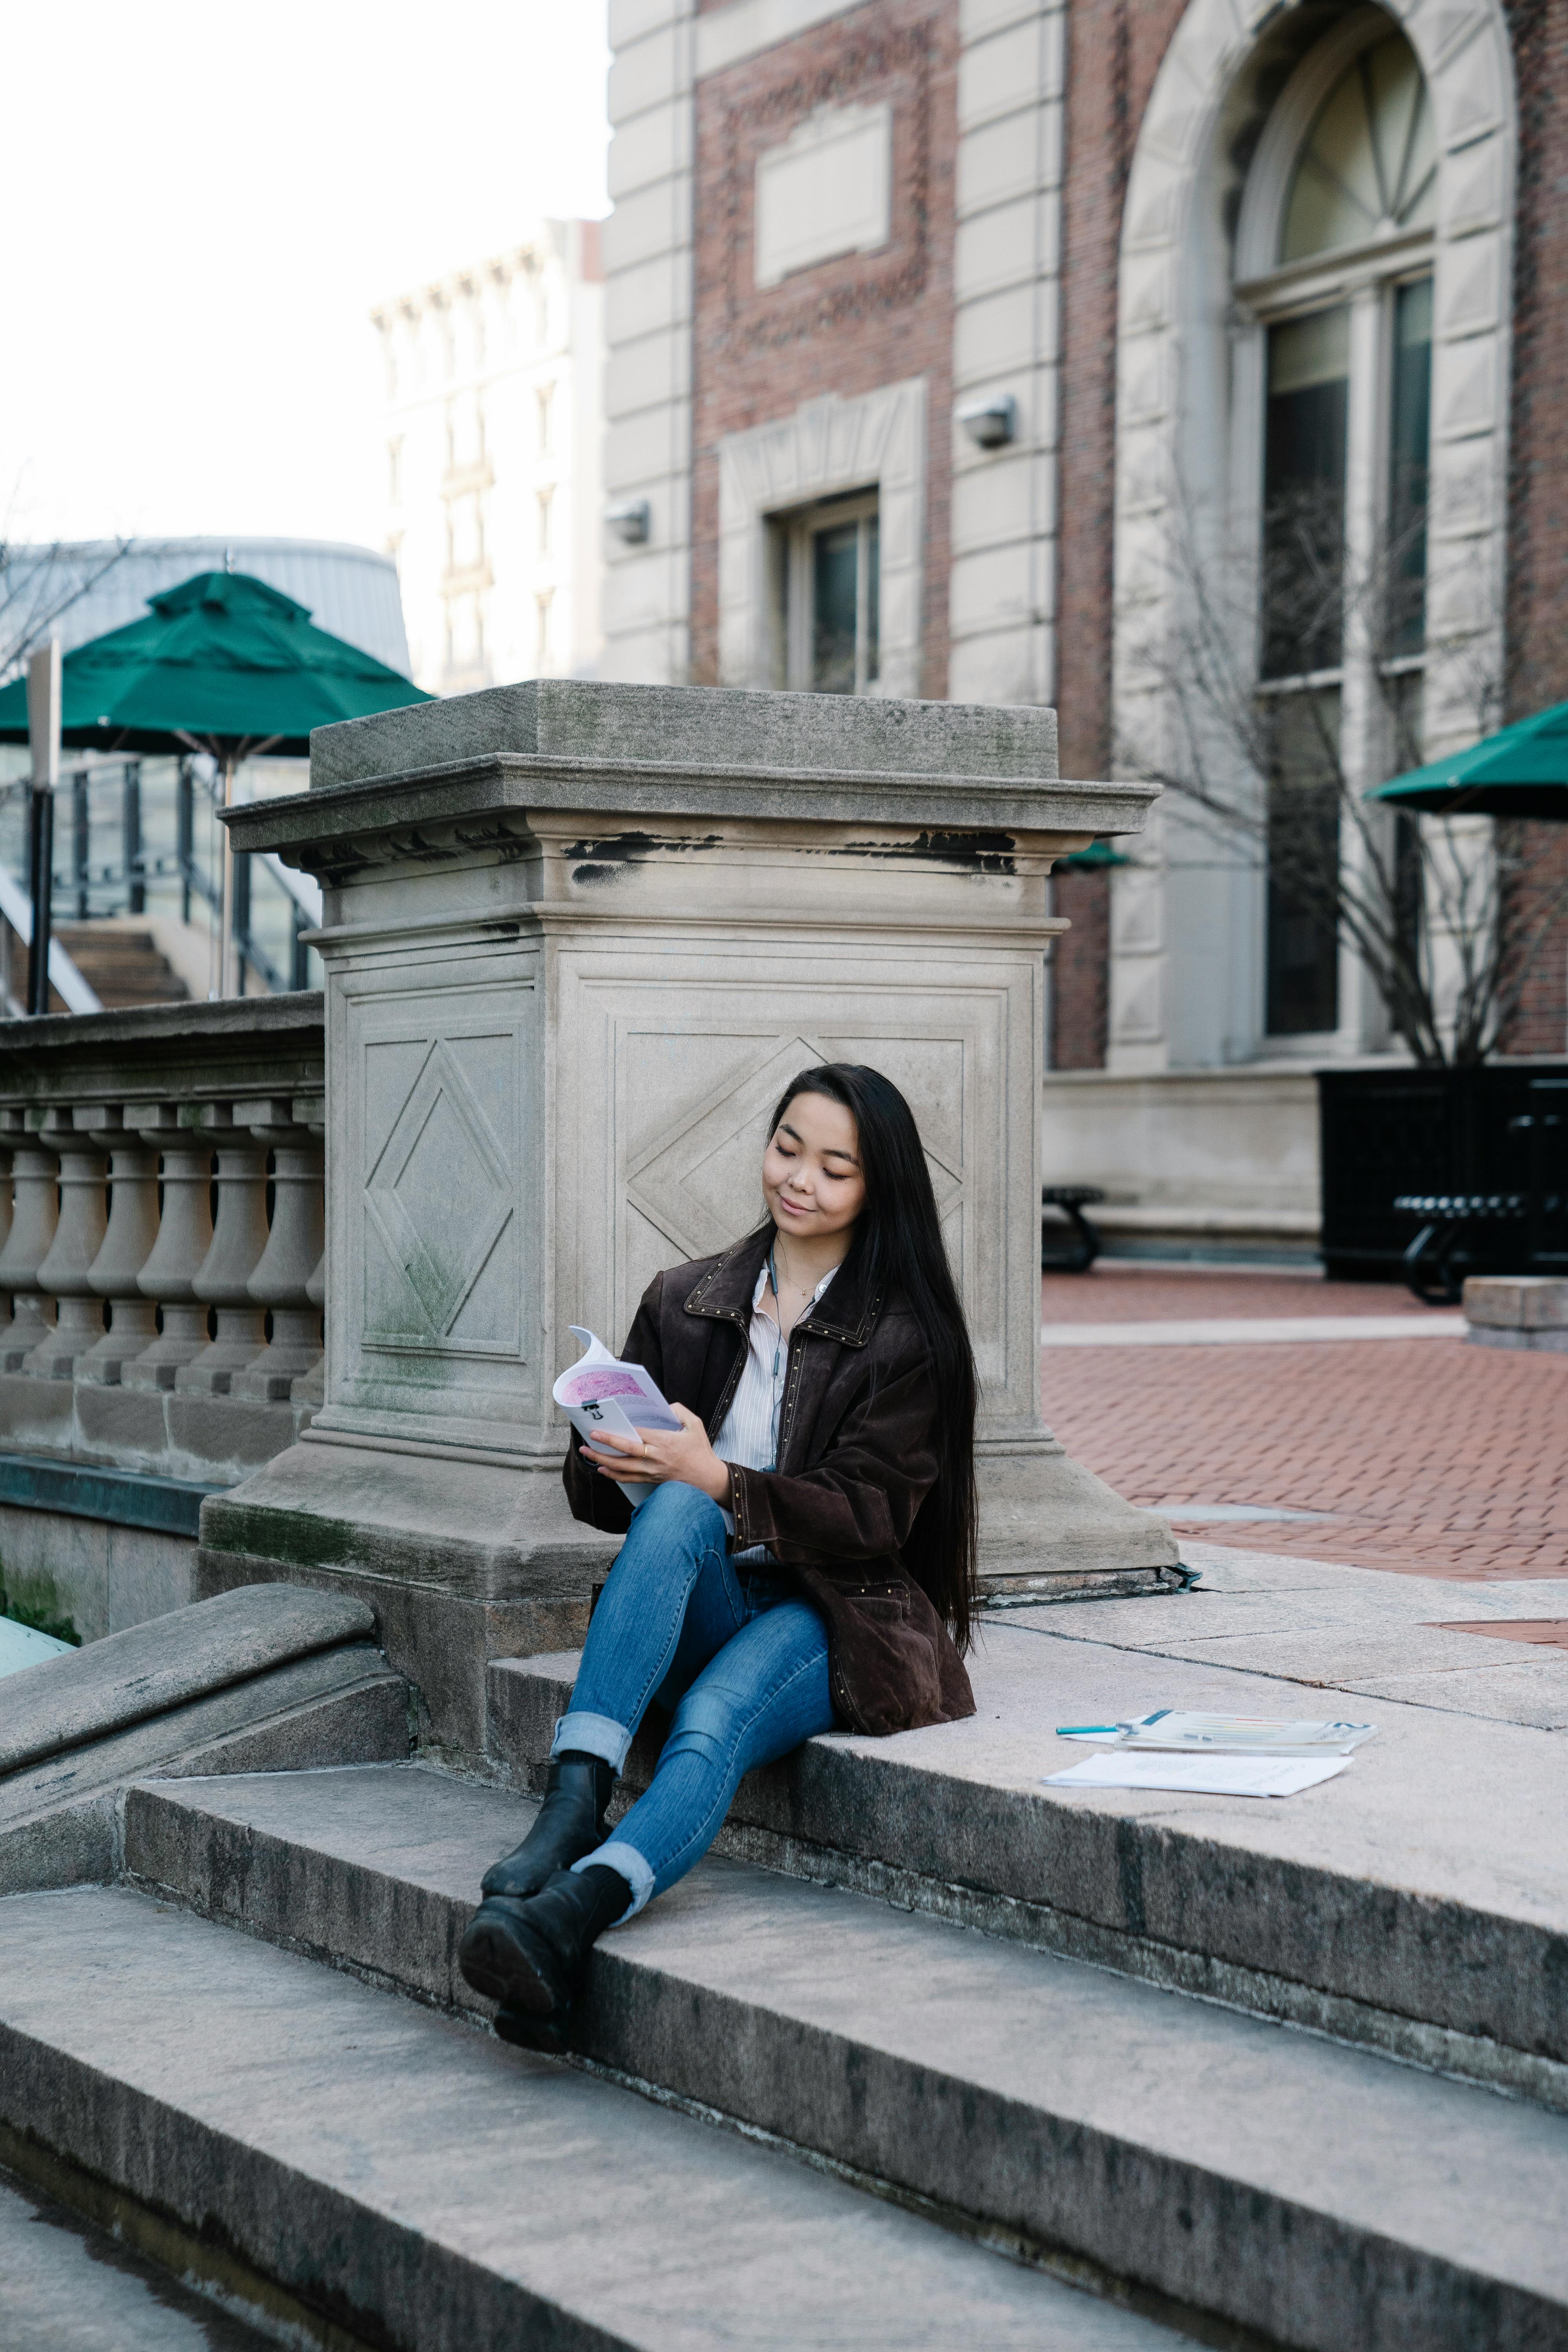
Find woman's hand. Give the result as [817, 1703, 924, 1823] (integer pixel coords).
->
[582, 1404, 731, 1505]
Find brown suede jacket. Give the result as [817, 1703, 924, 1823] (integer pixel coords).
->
[562, 1229, 976, 1737]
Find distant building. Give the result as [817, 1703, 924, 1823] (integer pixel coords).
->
[372, 222, 605, 695]
[596, 0, 1568, 1253]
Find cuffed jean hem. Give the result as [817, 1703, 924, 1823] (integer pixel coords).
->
[571, 1838, 652, 1921]
[550, 1710, 633, 1773]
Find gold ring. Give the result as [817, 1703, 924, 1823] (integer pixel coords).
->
[642, 1441, 651, 1458]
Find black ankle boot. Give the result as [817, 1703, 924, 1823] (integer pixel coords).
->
[459, 1866, 632, 2019]
[480, 1753, 615, 1901]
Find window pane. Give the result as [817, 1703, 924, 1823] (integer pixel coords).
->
[1265, 687, 1341, 1035]
[811, 521, 860, 693]
[1262, 307, 1349, 679]
[865, 514, 880, 686]
[1388, 277, 1432, 656]
[1281, 34, 1436, 265]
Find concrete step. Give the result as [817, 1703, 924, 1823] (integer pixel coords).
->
[486, 1626, 1568, 2109]
[0, 1880, 1191, 2352]
[52, 925, 190, 1011]
[121, 1761, 1568, 2352]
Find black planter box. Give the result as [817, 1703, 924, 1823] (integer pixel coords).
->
[1317, 1062, 1568, 1280]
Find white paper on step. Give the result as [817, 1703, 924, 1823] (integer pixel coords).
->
[1044, 1752, 1351, 1798]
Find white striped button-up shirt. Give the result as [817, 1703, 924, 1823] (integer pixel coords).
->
[715, 1257, 838, 1564]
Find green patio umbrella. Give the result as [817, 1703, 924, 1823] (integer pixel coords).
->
[1367, 700, 1568, 820]
[0, 569, 432, 995]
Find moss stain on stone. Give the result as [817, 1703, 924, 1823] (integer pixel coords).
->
[0, 1557, 83, 1646]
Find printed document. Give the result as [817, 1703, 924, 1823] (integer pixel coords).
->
[554, 1328, 683, 1450]
[1045, 1753, 1350, 1798]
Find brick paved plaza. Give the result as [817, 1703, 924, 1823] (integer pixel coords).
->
[1041, 1263, 1568, 1585]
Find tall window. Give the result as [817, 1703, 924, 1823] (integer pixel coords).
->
[768, 490, 880, 694]
[1243, 27, 1435, 1037]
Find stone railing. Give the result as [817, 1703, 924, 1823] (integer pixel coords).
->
[0, 998, 324, 1492]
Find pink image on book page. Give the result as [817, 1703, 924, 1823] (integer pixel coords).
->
[560, 1367, 645, 1407]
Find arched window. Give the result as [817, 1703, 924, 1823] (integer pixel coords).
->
[1236, 21, 1434, 1039]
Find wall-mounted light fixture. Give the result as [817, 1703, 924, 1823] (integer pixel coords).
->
[607, 499, 652, 544]
[957, 394, 1018, 450]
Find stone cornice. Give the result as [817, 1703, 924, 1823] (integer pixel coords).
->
[223, 753, 1157, 876]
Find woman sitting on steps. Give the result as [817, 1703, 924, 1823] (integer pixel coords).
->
[458, 1061, 979, 2045]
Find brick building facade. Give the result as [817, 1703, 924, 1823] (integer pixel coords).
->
[600, 0, 1566, 1220]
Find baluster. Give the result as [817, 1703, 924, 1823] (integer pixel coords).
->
[23, 1107, 108, 1378]
[291, 1093, 327, 1407]
[76, 1106, 161, 1385]
[175, 1104, 269, 1394]
[121, 1104, 215, 1391]
[234, 1098, 325, 1401]
[0, 1110, 59, 1369]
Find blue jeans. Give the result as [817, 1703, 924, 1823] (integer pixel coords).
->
[551, 1481, 834, 1920]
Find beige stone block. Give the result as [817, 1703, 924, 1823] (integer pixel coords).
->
[1464, 1275, 1568, 1339]
[608, 23, 690, 127]
[956, 111, 1056, 217]
[607, 329, 691, 423]
[958, 17, 1059, 129]
[607, 99, 693, 202]
[164, 1396, 298, 1483]
[606, 250, 693, 348]
[71, 1382, 172, 1471]
[0, 1373, 74, 1455]
[601, 179, 692, 279]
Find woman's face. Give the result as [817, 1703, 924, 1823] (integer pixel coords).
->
[762, 1092, 866, 1245]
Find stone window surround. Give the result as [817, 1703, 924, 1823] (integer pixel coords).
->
[1107, 0, 1517, 1071]
[716, 376, 927, 697]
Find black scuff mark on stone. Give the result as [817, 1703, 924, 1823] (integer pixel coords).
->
[561, 831, 725, 862]
[572, 863, 621, 886]
[838, 830, 1018, 875]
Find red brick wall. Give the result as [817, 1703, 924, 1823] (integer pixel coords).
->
[688, 0, 959, 700]
[1055, 0, 1183, 785]
[1050, 869, 1111, 1067]
[1500, 0, 1568, 1053]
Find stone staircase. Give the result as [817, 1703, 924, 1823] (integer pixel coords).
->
[51, 922, 190, 1009]
[2, 1574, 1567, 2350]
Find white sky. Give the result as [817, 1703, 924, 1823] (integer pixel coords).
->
[4, 2, 610, 552]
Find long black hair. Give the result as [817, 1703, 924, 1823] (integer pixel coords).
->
[761, 1062, 979, 1651]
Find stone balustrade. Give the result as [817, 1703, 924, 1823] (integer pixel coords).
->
[0, 998, 325, 1499]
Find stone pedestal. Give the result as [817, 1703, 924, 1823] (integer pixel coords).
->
[1463, 1275, 1568, 1352]
[203, 682, 1177, 1741]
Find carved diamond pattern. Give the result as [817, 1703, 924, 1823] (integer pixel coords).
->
[365, 1040, 512, 1340]
[625, 1031, 963, 1264]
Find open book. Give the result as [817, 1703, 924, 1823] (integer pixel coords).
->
[553, 1327, 683, 1450]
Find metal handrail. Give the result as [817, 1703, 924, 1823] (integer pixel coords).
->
[0, 866, 102, 1013]
[1, 756, 314, 997]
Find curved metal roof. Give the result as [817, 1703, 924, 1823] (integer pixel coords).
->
[2, 537, 411, 675]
